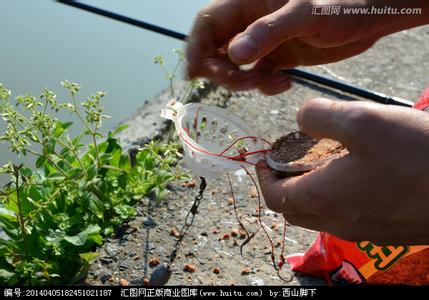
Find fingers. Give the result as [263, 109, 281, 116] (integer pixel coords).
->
[285, 214, 337, 234]
[258, 76, 292, 96]
[250, 60, 292, 95]
[255, 160, 299, 214]
[297, 98, 385, 153]
[257, 156, 357, 219]
[281, 157, 351, 218]
[256, 160, 342, 234]
[185, 9, 263, 91]
[255, 160, 287, 213]
[254, 38, 378, 70]
[186, 11, 217, 79]
[186, 0, 247, 80]
[227, 2, 314, 65]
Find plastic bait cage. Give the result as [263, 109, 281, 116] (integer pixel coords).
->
[161, 100, 270, 179]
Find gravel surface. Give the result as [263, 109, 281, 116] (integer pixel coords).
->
[84, 26, 429, 286]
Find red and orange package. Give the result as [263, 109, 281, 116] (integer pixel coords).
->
[287, 88, 429, 285]
[287, 233, 429, 284]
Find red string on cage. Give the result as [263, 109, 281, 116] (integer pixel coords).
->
[179, 131, 272, 169]
[240, 165, 291, 282]
[180, 125, 291, 281]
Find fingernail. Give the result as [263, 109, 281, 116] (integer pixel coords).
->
[229, 35, 258, 62]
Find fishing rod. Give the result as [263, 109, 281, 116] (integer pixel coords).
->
[56, 0, 414, 107]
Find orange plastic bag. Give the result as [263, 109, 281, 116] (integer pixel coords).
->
[287, 89, 429, 285]
[287, 233, 429, 284]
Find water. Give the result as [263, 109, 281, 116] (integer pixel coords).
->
[0, 0, 208, 182]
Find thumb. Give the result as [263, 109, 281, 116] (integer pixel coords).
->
[227, 3, 314, 64]
[297, 98, 385, 153]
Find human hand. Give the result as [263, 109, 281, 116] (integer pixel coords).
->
[256, 98, 429, 245]
[186, 0, 427, 95]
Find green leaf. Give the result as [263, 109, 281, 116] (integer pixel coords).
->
[109, 124, 129, 137]
[64, 224, 102, 246]
[67, 168, 83, 180]
[135, 181, 156, 195]
[0, 207, 16, 220]
[0, 269, 17, 285]
[0, 84, 12, 101]
[71, 136, 84, 148]
[117, 173, 127, 189]
[63, 236, 84, 246]
[59, 147, 70, 157]
[103, 226, 114, 236]
[43, 139, 56, 154]
[153, 54, 164, 65]
[53, 121, 73, 138]
[46, 175, 66, 182]
[79, 252, 100, 263]
[113, 205, 136, 220]
[36, 156, 47, 168]
[119, 154, 131, 171]
[88, 196, 104, 220]
[154, 186, 168, 202]
[100, 137, 122, 167]
[86, 165, 97, 180]
[0, 207, 19, 239]
[20, 166, 33, 178]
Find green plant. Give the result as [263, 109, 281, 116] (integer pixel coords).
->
[154, 50, 204, 143]
[0, 82, 188, 285]
[153, 49, 204, 100]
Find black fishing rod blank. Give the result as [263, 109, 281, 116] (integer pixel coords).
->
[56, 0, 186, 40]
[285, 69, 413, 107]
[57, 0, 413, 108]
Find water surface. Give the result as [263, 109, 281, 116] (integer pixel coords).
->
[0, 0, 208, 181]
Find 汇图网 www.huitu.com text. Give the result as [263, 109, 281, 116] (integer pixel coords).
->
[312, 5, 422, 16]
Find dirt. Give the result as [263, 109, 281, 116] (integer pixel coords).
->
[83, 175, 323, 286]
[271, 132, 344, 165]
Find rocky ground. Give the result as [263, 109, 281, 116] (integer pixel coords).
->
[84, 26, 429, 286]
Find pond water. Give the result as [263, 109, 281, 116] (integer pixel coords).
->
[0, 0, 208, 182]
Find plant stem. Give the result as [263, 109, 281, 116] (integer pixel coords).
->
[71, 94, 100, 168]
[91, 127, 101, 168]
[71, 94, 86, 126]
[171, 59, 182, 80]
[180, 83, 195, 104]
[41, 98, 48, 118]
[169, 59, 182, 96]
[76, 125, 87, 145]
[70, 94, 90, 144]
[26, 149, 69, 178]
[159, 63, 174, 96]
[87, 182, 104, 201]
[52, 151, 74, 169]
[52, 137, 86, 172]
[13, 167, 30, 262]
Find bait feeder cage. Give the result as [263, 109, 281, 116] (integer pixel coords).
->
[161, 99, 271, 179]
